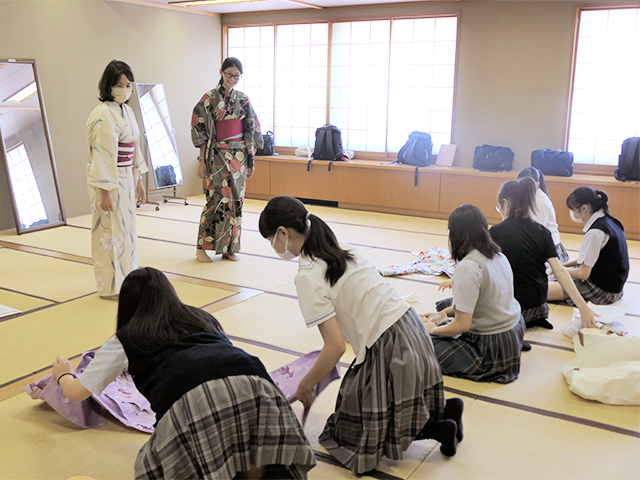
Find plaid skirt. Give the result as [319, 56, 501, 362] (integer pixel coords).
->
[319, 308, 445, 474]
[431, 315, 525, 384]
[522, 303, 549, 325]
[563, 278, 623, 306]
[134, 376, 316, 480]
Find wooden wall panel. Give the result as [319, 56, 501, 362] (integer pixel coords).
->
[246, 159, 271, 196]
[270, 161, 349, 202]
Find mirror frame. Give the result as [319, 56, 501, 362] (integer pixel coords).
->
[0, 58, 66, 234]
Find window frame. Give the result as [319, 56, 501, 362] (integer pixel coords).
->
[223, 11, 460, 161]
[565, 4, 640, 176]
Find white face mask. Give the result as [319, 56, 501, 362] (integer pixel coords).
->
[569, 210, 584, 223]
[112, 86, 132, 104]
[271, 231, 297, 260]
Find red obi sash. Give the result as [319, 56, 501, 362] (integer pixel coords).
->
[117, 142, 135, 167]
[215, 119, 243, 142]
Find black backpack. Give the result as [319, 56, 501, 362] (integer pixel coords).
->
[256, 131, 274, 156]
[531, 149, 574, 177]
[473, 145, 514, 172]
[397, 131, 433, 167]
[313, 124, 344, 161]
[614, 137, 640, 182]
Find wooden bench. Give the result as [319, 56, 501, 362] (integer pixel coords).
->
[248, 155, 640, 240]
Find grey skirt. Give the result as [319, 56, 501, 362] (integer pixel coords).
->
[522, 303, 550, 324]
[319, 308, 445, 474]
[134, 376, 316, 480]
[431, 316, 525, 384]
[563, 278, 623, 306]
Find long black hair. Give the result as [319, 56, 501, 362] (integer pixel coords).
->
[498, 177, 538, 219]
[218, 57, 243, 86]
[517, 166, 548, 195]
[448, 204, 501, 262]
[98, 60, 134, 103]
[566, 186, 624, 231]
[259, 196, 355, 286]
[115, 267, 224, 351]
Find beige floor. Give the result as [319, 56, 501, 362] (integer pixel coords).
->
[0, 196, 638, 480]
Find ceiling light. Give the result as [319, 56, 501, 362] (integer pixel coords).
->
[169, 0, 268, 6]
[4, 82, 37, 103]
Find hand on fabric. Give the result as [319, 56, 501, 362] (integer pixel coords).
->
[136, 180, 146, 205]
[424, 321, 437, 334]
[197, 160, 207, 179]
[100, 189, 114, 212]
[52, 356, 72, 381]
[247, 167, 255, 178]
[579, 307, 599, 329]
[295, 381, 314, 408]
[438, 280, 452, 291]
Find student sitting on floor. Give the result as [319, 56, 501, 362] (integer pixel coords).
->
[258, 196, 464, 475]
[52, 267, 316, 480]
[489, 178, 596, 330]
[517, 167, 570, 263]
[423, 204, 525, 383]
[548, 186, 630, 306]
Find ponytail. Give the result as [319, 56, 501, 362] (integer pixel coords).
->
[259, 196, 354, 286]
[517, 166, 548, 195]
[566, 186, 624, 231]
[498, 177, 538, 219]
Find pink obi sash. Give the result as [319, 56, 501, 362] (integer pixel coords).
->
[117, 142, 135, 167]
[215, 119, 243, 142]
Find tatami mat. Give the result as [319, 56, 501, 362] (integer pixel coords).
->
[1, 194, 638, 480]
[410, 397, 640, 480]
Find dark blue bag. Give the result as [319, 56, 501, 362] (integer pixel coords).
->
[473, 145, 514, 172]
[614, 137, 640, 182]
[531, 149, 574, 177]
[397, 131, 433, 167]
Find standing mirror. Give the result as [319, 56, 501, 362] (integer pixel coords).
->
[0, 59, 65, 234]
[132, 83, 183, 190]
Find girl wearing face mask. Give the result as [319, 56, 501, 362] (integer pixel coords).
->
[489, 178, 596, 330]
[191, 57, 263, 263]
[86, 60, 147, 299]
[548, 187, 630, 305]
[259, 196, 464, 474]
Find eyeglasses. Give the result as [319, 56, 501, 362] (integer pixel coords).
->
[223, 71, 242, 81]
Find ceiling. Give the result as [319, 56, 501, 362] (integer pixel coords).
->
[128, 0, 460, 15]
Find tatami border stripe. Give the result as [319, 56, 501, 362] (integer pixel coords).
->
[444, 387, 640, 439]
[312, 450, 404, 480]
[0, 290, 97, 324]
[527, 340, 574, 352]
[0, 285, 58, 304]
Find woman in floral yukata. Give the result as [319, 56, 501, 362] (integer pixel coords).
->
[191, 57, 263, 262]
[86, 60, 147, 299]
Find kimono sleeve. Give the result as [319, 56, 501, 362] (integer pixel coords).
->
[295, 268, 336, 328]
[127, 105, 149, 177]
[86, 107, 119, 192]
[191, 92, 210, 149]
[242, 96, 263, 169]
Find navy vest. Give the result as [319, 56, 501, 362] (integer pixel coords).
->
[587, 216, 629, 294]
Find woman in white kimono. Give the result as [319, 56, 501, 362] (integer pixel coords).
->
[86, 60, 147, 299]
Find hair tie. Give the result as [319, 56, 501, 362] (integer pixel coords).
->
[306, 212, 311, 220]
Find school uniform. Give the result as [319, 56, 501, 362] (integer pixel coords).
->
[84, 333, 316, 480]
[295, 243, 445, 474]
[564, 211, 629, 305]
[490, 217, 557, 326]
[531, 189, 570, 262]
[431, 250, 525, 384]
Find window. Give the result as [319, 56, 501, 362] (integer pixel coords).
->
[227, 15, 458, 156]
[6, 143, 47, 229]
[568, 7, 640, 166]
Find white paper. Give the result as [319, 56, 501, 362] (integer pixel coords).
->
[435, 144, 457, 166]
[0, 304, 20, 318]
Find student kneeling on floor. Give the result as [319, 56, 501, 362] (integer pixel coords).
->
[423, 205, 526, 383]
[259, 196, 464, 475]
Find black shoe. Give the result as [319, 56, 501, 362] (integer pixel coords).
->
[522, 340, 532, 352]
[525, 318, 554, 329]
[444, 397, 464, 443]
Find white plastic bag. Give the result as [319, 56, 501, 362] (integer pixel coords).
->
[295, 145, 313, 159]
[564, 331, 640, 405]
[563, 302, 628, 338]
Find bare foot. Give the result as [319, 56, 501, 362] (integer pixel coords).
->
[196, 249, 213, 263]
[222, 253, 239, 262]
[100, 294, 119, 300]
